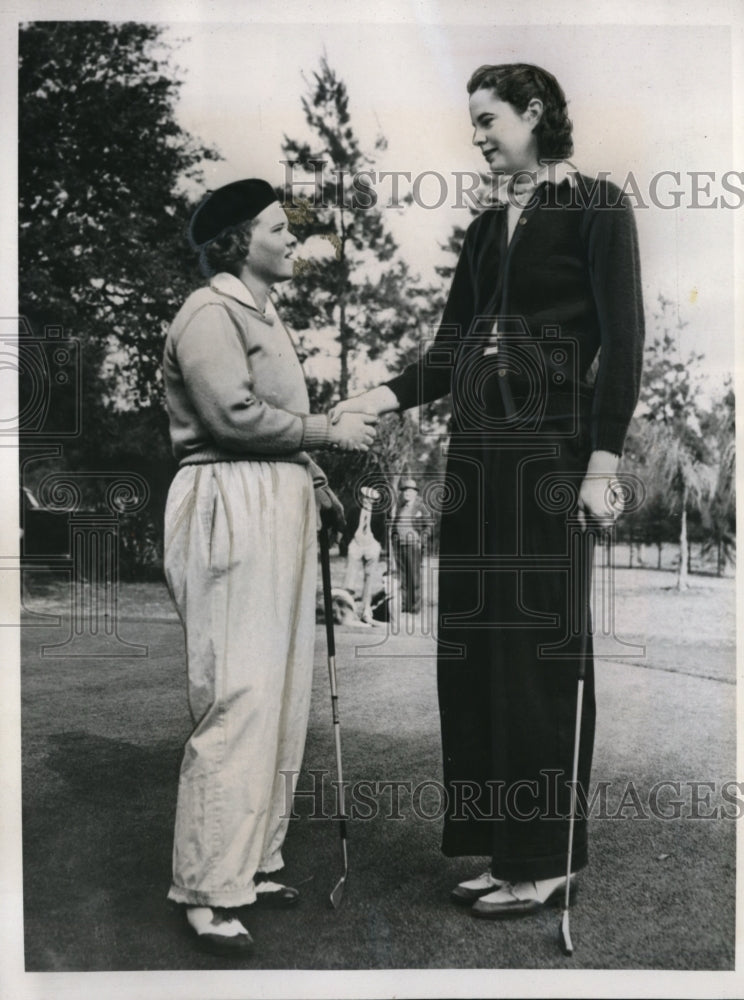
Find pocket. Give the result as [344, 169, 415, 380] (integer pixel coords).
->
[165, 475, 197, 549]
[206, 469, 234, 575]
[164, 468, 200, 595]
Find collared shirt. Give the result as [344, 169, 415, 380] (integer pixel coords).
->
[209, 271, 277, 321]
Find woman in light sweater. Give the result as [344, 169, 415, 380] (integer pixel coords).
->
[162, 179, 375, 954]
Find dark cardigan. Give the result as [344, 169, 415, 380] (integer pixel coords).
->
[386, 175, 645, 456]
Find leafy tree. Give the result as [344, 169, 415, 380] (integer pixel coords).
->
[699, 383, 735, 576]
[19, 21, 218, 554]
[434, 224, 469, 283]
[635, 296, 716, 588]
[619, 416, 674, 569]
[640, 493, 678, 569]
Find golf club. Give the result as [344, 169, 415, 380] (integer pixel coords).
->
[559, 524, 596, 957]
[318, 524, 349, 908]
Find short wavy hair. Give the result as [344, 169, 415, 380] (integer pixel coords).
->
[467, 63, 573, 163]
[197, 218, 257, 278]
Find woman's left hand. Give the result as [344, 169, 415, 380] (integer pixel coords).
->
[577, 450, 623, 530]
[316, 483, 346, 532]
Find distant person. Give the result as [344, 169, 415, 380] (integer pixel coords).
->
[162, 179, 375, 954]
[342, 485, 385, 624]
[391, 478, 432, 615]
[332, 64, 643, 917]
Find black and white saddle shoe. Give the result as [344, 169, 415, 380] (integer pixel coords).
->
[471, 877, 577, 919]
[185, 906, 254, 955]
[450, 870, 507, 906]
[252, 875, 300, 908]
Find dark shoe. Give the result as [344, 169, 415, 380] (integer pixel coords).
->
[253, 878, 300, 908]
[195, 929, 255, 956]
[450, 870, 507, 906]
[185, 907, 254, 956]
[471, 878, 577, 920]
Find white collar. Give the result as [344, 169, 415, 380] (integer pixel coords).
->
[209, 272, 276, 321]
[488, 161, 578, 207]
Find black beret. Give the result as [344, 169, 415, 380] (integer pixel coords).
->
[189, 179, 278, 248]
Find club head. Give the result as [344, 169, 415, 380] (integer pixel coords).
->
[329, 874, 346, 909]
[559, 908, 574, 956]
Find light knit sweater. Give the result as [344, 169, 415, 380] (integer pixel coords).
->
[163, 272, 330, 473]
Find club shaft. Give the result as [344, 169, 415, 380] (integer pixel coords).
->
[564, 677, 584, 905]
[563, 529, 595, 913]
[319, 525, 350, 901]
[319, 527, 336, 658]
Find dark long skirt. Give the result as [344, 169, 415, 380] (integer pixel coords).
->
[436, 413, 596, 881]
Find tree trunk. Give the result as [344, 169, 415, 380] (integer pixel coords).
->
[677, 489, 689, 590]
[337, 207, 350, 399]
[657, 541, 662, 570]
[717, 539, 723, 577]
[628, 528, 634, 568]
[338, 302, 350, 400]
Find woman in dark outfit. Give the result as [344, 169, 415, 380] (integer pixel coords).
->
[332, 63, 644, 915]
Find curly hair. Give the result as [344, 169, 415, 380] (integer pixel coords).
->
[467, 63, 573, 163]
[197, 218, 257, 278]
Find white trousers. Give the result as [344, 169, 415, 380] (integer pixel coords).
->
[163, 461, 317, 907]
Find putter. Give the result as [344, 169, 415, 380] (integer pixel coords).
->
[318, 524, 349, 908]
[559, 526, 595, 957]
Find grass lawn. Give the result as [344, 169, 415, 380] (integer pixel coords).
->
[18, 559, 736, 972]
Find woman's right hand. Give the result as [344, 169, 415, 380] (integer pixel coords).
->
[329, 386, 400, 424]
[327, 411, 378, 452]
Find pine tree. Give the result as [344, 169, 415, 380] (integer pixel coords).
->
[276, 56, 433, 402]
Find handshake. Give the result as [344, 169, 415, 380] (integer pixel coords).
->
[325, 385, 400, 453]
[326, 409, 378, 453]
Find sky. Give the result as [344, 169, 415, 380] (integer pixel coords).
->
[161, 16, 740, 391]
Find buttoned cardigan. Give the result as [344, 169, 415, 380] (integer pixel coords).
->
[386, 174, 645, 456]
